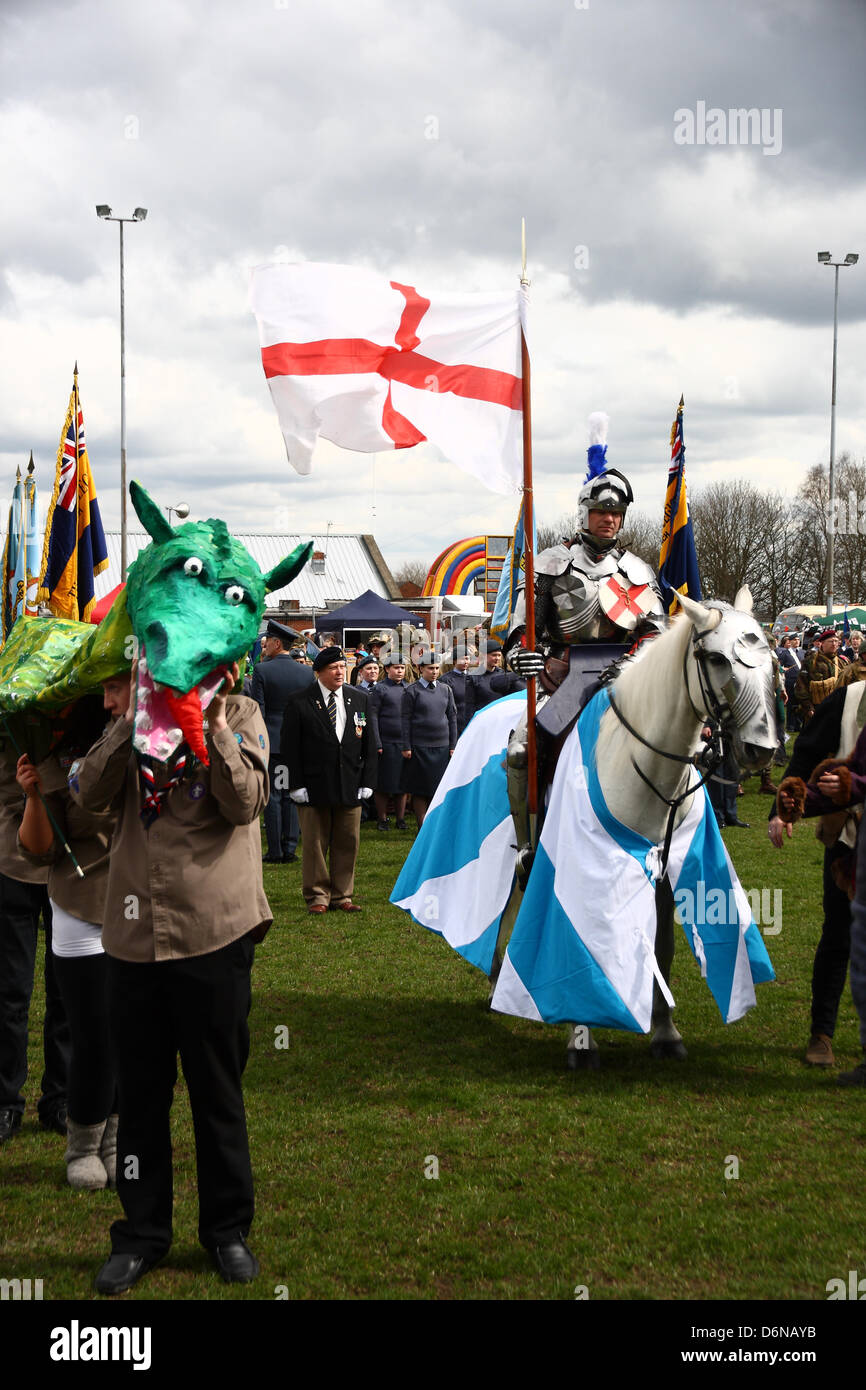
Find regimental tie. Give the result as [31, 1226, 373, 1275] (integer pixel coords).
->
[328, 692, 337, 731]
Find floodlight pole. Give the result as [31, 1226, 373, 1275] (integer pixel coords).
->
[96, 206, 147, 578]
[819, 252, 859, 616]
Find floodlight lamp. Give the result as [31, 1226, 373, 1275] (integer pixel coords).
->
[133, 207, 148, 222]
[844, 253, 859, 266]
[96, 205, 112, 218]
[817, 251, 831, 263]
[174, 502, 190, 519]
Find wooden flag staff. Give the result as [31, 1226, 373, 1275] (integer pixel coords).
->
[520, 220, 538, 816]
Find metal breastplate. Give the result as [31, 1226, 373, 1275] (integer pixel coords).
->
[547, 546, 662, 644]
[549, 569, 607, 642]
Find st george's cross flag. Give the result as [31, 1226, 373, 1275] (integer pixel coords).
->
[249, 262, 525, 495]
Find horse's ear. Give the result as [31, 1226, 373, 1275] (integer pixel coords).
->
[264, 541, 313, 595]
[676, 590, 716, 629]
[734, 585, 754, 614]
[130, 481, 174, 544]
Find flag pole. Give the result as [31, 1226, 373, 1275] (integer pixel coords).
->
[520, 219, 538, 816]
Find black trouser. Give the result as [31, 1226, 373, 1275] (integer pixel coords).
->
[707, 748, 740, 826]
[264, 754, 298, 858]
[811, 843, 852, 1039]
[106, 936, 255, 1261]
[52, 953, 116, 1125]
[0, 873, 69, 1120]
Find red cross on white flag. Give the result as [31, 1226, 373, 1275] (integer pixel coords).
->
[249, 263, 525, 495]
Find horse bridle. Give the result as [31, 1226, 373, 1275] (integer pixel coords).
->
[605, 625, 737, 873]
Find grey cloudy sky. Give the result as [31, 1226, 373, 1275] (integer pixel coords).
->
[2, 0, 864, 574]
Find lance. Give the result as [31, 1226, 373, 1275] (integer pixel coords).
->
[519, 219, 538, 816]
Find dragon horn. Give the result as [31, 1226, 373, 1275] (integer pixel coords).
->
[264, 541, 313, 594]
[129, 481, 175, 544]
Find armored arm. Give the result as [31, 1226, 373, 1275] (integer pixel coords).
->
[504, 576, 554, 677]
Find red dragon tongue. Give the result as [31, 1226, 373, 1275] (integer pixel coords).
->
[164, 687, 209, 767]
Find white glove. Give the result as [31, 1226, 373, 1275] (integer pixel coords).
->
[512, 648, 545, 678]
[357, 787, 373, 800]
[290, 787, 310, 804]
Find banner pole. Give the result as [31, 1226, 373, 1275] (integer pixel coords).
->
[520, 220, 537, 817]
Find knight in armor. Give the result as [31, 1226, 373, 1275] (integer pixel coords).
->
[503, 413, 666, 879]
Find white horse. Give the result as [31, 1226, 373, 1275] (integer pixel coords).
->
[494, 587, 779, 1069]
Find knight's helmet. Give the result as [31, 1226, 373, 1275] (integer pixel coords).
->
[577, 412, 634, 558]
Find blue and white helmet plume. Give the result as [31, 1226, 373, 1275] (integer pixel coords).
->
[577, 412, 634, 546]
[584, 411, 610, 481]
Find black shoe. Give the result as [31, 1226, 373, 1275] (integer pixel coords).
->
[282, 852, 297, 863]
[838, 1060, 866, 1087]
[0, 1108, 22, 1143]
[39, 1106, 67, 1136]
[377, 820, 389, 831]
[211, 1236, 259, 1284]
[95, 1253, 154, 1295]
[395, 820, 408, 831]
[726, 818, 750, 829]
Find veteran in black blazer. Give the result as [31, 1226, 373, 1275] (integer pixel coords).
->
[280, 648, 377, 913]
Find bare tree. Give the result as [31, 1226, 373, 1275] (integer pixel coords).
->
[689, 480, 770, 604]
[620, 510, 663, 568]
[824, 454, 866, 605]
[394, 560, 430, 589]
[749, 489, 802, 620]
[536, 512, 578, 553]
[793, 463, 829, 605]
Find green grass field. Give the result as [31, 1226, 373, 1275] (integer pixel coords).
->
[3, 782, 865, 1302]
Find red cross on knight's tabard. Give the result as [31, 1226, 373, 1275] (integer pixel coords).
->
[603, 577, 651, 623]
[260, 281, 523, 449]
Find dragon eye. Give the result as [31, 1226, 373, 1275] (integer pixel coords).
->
[225, 584, 245, 605]
[184, 557, 204, 576]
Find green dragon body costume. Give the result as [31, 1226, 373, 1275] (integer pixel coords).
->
[0, 482, 311, 764]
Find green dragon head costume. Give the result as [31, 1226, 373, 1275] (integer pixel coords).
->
[0, 482, 311, 765]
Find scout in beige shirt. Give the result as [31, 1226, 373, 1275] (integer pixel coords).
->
[16, 685, 123, 1192]
[68, 665, 270, 1295]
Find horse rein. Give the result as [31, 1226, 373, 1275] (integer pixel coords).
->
[605, 628, 734, 873]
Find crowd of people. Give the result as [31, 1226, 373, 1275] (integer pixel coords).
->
[0, 612, 527, 1296]
[4, 590, 866, 1301]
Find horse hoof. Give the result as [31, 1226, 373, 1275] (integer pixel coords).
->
[650, 1038, 688, 1060]
[567, 1048, 601, 1072]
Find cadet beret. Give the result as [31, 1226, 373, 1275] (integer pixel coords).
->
[817, 628, 838, 642]
[312, 646, 346, 672]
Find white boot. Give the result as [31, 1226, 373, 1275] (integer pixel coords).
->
[64, 1118, 108, 1190]
[100, 1114, 119, 1188]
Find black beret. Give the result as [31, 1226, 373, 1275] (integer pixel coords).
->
[312, 646, 346, 672]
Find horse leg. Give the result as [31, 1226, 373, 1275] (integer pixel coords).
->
[649, 877, 687, 1060]
[566, 1023, 601, 1071]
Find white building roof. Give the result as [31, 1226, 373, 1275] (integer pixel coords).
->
[9, 531, 398, 608]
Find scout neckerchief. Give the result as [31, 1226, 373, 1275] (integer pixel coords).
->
[138, 746, 191, 827]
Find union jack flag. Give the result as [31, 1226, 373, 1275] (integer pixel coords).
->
[658, 396, 702, 614]
[39, 370, 108, 621]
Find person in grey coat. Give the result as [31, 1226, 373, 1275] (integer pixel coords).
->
[251, 620, 313, 863]
[400, 656, 458, 827]
[368, 658, 410, 830]
[440, 649, 476, 736]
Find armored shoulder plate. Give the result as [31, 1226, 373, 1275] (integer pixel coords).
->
[619, 550, 659, 587]
[534, 544, 573, 577]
